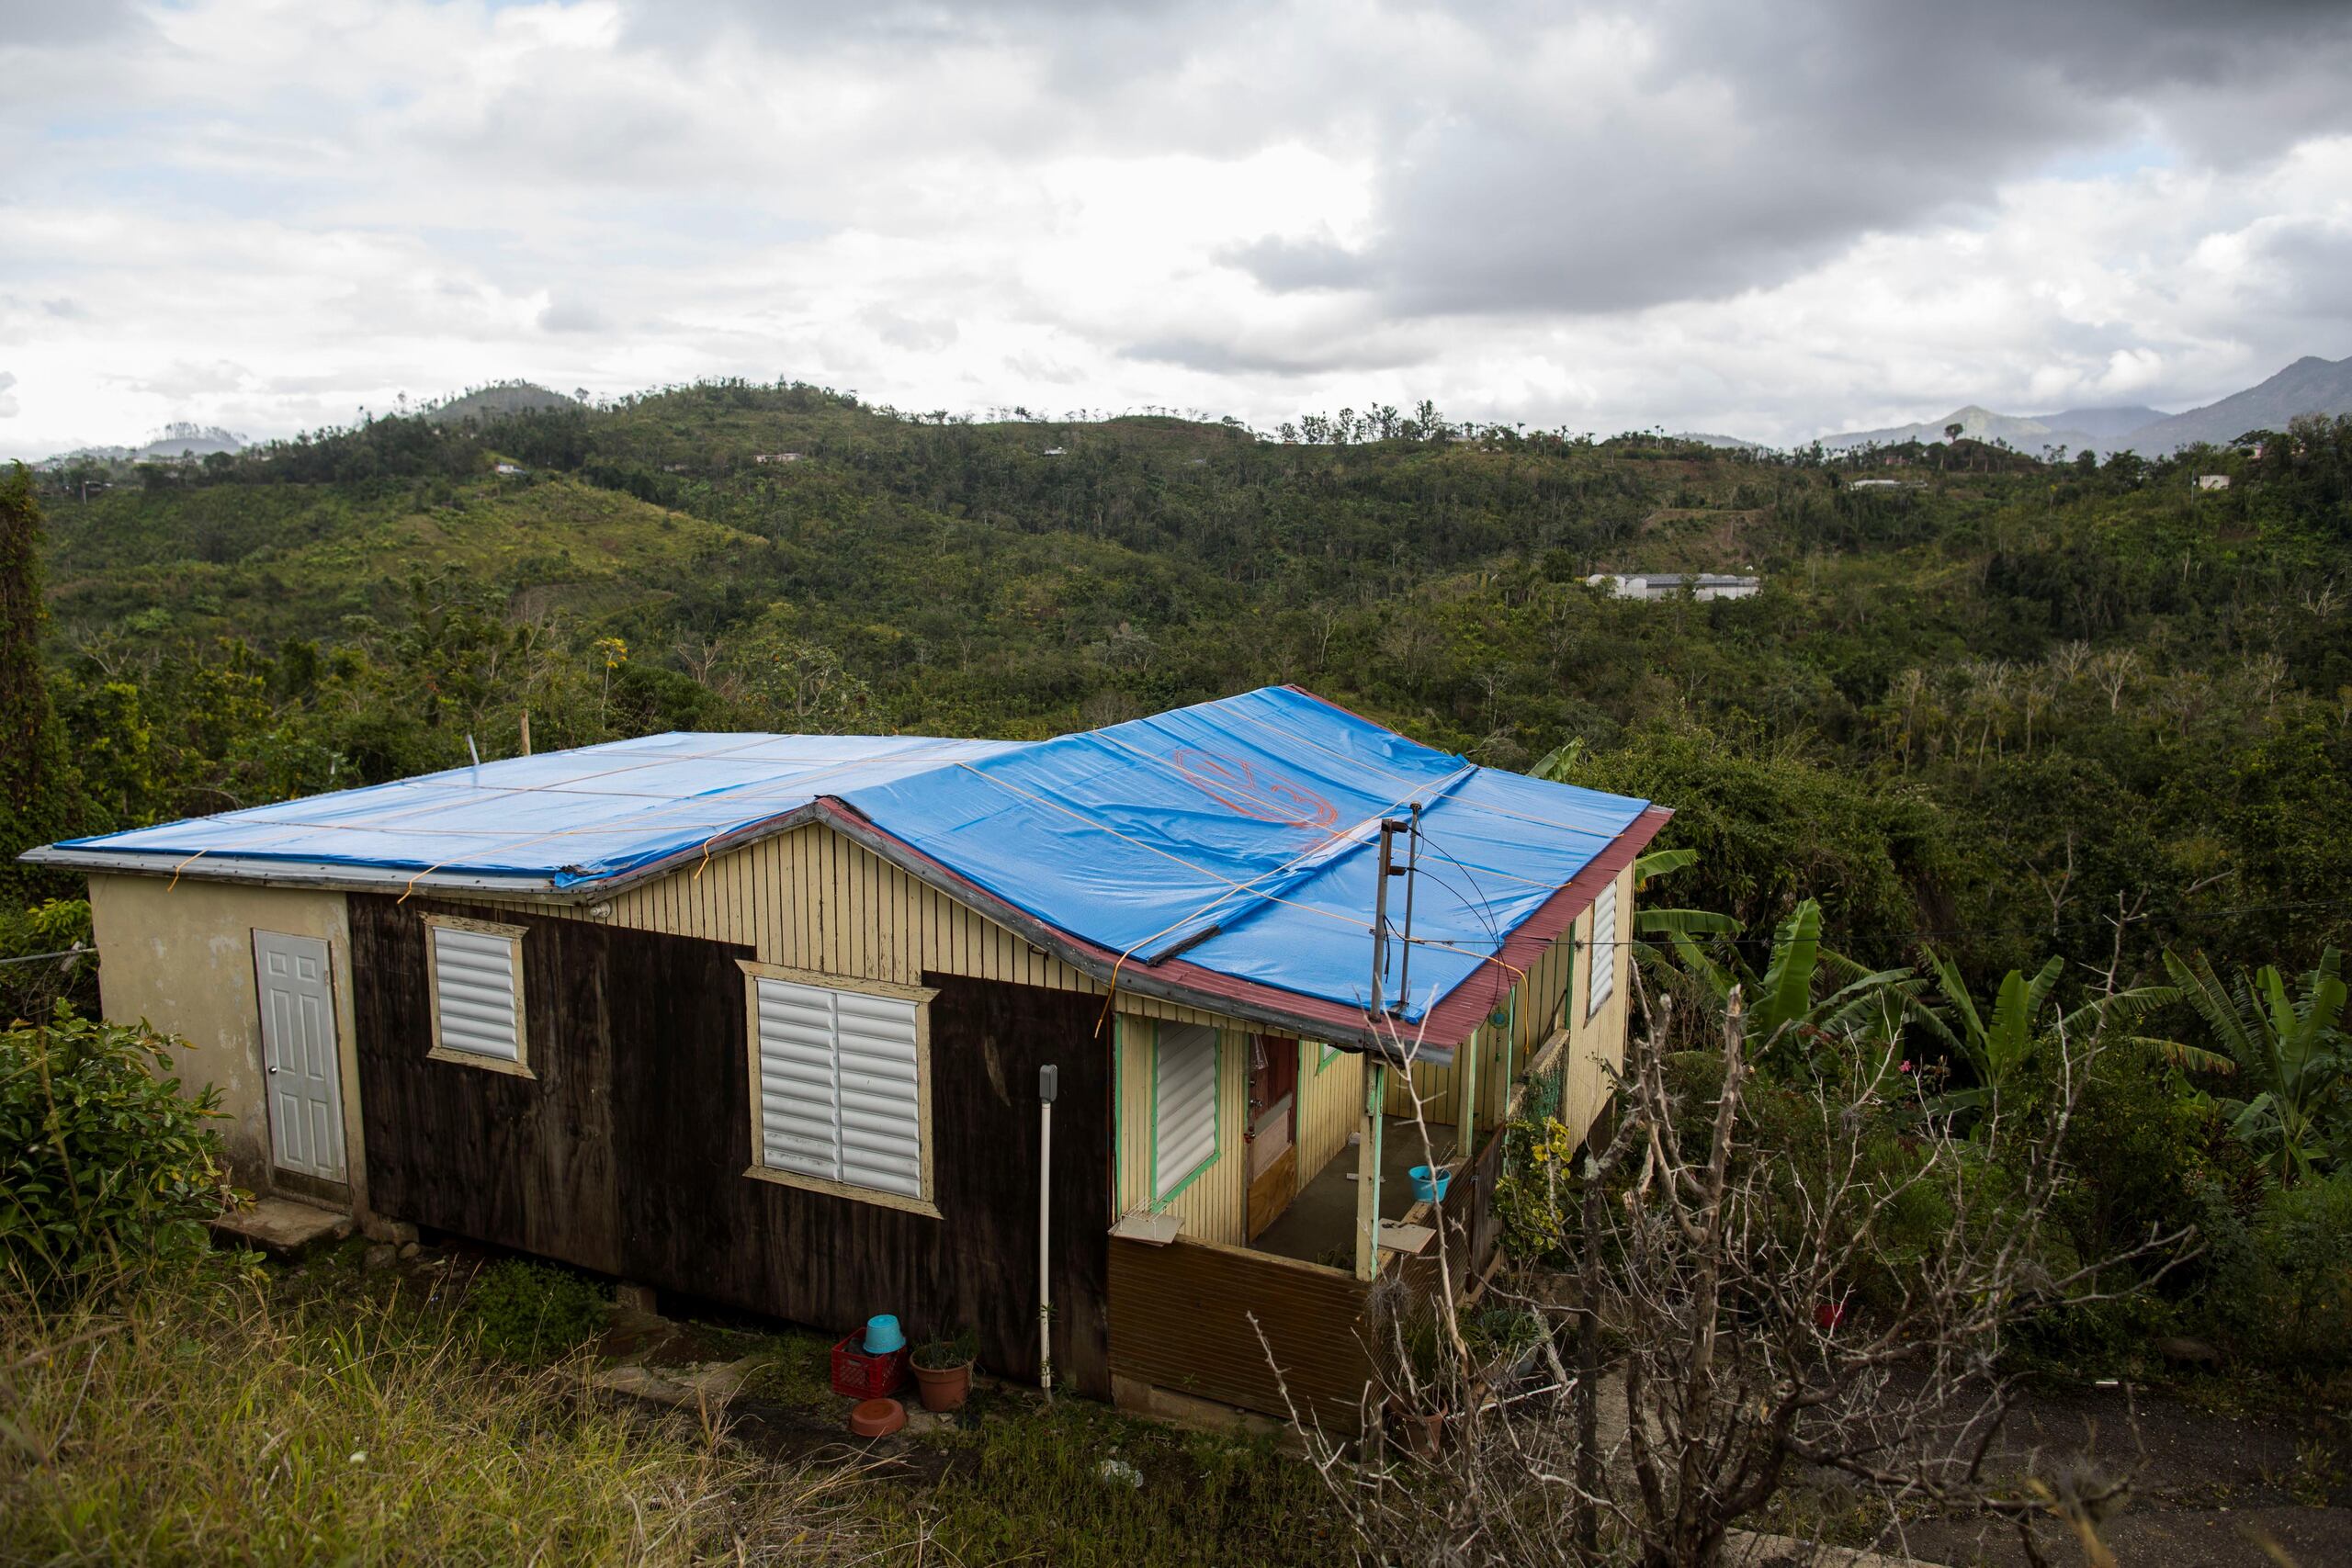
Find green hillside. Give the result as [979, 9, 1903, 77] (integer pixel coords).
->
[20, 383, 2352, 998]
[46, 470, 761, 643]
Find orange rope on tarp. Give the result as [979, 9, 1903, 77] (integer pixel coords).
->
[1218, 699, 1642, 840]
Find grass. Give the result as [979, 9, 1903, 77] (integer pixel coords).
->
[874, 1396, 1340, 1567]
[0, 1250, 1353, 1566]
[0, 1258, 869, 1565]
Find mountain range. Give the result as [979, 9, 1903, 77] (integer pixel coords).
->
[46, 422, 248, 465]
[1815, 355, 2352, 458]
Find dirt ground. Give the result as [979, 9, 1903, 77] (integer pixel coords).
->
[1881, 1381, 2352, 1567]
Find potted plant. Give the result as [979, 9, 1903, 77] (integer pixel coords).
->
[910, 1326, 978, 1412]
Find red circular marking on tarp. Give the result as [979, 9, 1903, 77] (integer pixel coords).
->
[1167, 747, 1340, 829]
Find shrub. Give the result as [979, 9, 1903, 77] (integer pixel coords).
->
[2190, 1172, 2352, 1372]
[0, 898, 96, 1021]
[459, 1257, 611, 1363]
[0, 1004, 227, 1294]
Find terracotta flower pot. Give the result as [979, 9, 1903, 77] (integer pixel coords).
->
[911, 1358, 973, 1412]
[1385, 1397, 1448, 1459]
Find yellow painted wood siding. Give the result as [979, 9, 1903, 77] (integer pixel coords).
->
[1114, 1016, 1250, 1247]
[1558, 863, 1637, 1140]
[1383, 1048, 1461, 1124]
[1295, 1041, 1363, 1183]
[492, 820, 1230, 1029]
[1375, 863, 1637, 1142]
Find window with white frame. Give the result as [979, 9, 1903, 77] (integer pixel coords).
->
[425, 916, 530, 1075]
[744, 964, 935, 1210]
[1586, 883, 1619, 1018]
[1152, 1021, 1219, 1202]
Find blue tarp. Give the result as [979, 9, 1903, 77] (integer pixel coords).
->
[838, 687, 1648, 1021]
[47, 733, 1023, 884]
[38, 687, 1651, 1023]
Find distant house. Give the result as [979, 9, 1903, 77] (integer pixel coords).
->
[1849, 479, 1900, 489]
[1042, 446, 1068, 457]
[492, 462, 525, 477]
[753, 452, 804, 465]
[1589, 572, 1761, 602]
[2195, 474, 2230, 491]
[26, 687, 1663, 1433]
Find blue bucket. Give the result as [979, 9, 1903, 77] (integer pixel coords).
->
[1408, 1165, 1453, 1204]
[863, 1314, 905, 1355]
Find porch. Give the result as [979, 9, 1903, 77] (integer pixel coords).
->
[1248, 1113, 1456, 1269]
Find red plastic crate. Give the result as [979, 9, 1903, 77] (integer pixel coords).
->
[831, 1335, 909, 1399]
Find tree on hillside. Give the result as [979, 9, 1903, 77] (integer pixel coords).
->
[0, 464, 75, 901]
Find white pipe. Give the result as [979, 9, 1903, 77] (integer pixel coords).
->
[1038, 1090, 1055, 1399]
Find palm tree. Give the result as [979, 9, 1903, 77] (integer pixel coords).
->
[1910, 948, 2177, 1122]
[2161, 947, 2347, 1183]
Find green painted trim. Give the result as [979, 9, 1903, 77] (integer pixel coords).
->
[1363, 1061, 1386, 1280]
[1502, 987, 1518, 1107]
[1315, 1039, 1339, 1074]
[1460, 1021, 1481, 1148]
[1148, 1021, 1221, 1209]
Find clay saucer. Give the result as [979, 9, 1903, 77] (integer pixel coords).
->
[849, 1397, 907, 1438]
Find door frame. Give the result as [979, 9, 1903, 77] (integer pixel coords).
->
[1244, 1033, 1301, 1240]
[252, 929, 348, 1184]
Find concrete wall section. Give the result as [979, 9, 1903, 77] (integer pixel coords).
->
[87, 874, 366, 1214]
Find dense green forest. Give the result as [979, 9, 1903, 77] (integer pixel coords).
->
[10, 380, 2352, 1379]
[20, 382, 2352, 987]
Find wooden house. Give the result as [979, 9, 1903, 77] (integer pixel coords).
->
[28, 686, 1666, 1428]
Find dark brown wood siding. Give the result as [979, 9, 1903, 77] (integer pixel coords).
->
[351, 895, 1112, 1396]
[1107, 1235, 1373, 1431]
[351, 896, 628, 1273]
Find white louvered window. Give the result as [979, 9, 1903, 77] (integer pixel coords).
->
[1587, 883, 1619, 1019]
[1152, 1022, 1219, 1201]
[746, 969, 933, 1208]
[425, 916, 529, 1075]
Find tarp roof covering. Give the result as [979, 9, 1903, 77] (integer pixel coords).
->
[29, 686, 1654, 1033]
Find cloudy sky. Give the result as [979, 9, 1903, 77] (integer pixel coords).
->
[4, 0, 2350, 457]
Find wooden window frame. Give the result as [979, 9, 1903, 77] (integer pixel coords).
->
[1149, 1020, 1221, 1208]
[738, 959, 942, 1219]
[423, 914, 534, 1079]
[1315, 1039, 1340, 1073]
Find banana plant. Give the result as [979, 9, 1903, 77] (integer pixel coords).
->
[2160, 947, 2347, 1183]
[1909, 948, 2179, 1122]
[1627, 846, 1742, 982]
[1661, 898, 1916, 1066]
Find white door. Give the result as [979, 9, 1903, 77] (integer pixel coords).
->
[254, 931, 345, 1180]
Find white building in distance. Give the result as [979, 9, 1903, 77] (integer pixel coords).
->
[1589, 572, 1762, 602]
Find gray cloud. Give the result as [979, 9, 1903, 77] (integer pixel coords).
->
[0, 0, 146, 49]
[1222, 0, 2352, 316]
[0, 0, 2346, 457]
[0, 371, 17, 419]
[537, 297, 608, 335]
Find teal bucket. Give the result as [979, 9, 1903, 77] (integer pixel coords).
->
[1408, 1165, 1453, 1204]
[863, 1314, 905, 1355]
